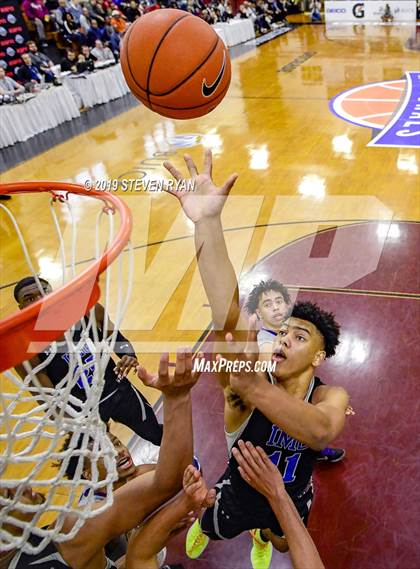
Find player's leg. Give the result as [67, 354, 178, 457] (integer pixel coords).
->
[186, 474, 256, 559]
[125, 465, 215, 569]
[252, 486, 313, 561]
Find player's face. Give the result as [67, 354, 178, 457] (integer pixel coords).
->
[17, 282, 52, 309]
[83, 435, 135, 482]
[272, 317, 325, 380]
[109, 434, 136, 480]
[0, 486, 45, 537]
[256, 290, 289, 329]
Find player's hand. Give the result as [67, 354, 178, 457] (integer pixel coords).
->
[232, 440, 285, 500]
[114, 355, 138, 379]
[217, 315, 261, 400]
[136, 348, 203, 398]
[183, 465, 216, 512]
[163, 148, 238, 223]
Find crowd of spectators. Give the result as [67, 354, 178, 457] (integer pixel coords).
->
[1, 0, 298, 104]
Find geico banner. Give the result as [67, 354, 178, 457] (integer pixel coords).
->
[324, 1, 417, 23]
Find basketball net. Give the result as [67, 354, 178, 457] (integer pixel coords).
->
[0, 183, 133, 563]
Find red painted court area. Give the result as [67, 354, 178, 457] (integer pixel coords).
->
[166, 222, 420, 569]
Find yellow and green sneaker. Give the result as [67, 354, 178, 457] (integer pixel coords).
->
[250, 529, 273, 569]
[185, 519, 209, 559]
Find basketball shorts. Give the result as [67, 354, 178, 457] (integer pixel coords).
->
[200, 476, 313, 540]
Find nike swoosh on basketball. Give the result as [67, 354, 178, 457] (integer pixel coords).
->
[202, 52, 226, 98]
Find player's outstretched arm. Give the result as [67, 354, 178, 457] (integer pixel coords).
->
[163, 150, 248, 385]
[163, 150, 243, 331]
[57, 350, 201, 568]
[137, 348, 202, 496]
[233, 441, 325, 569]
[125, 465, 216, 569]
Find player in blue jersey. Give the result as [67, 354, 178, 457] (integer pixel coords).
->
[163, 150, 352, 569]
[245, 279, 348, 464]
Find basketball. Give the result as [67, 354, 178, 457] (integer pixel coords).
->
[120, 9, 231, 119]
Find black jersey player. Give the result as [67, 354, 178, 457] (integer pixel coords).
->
[13, 277, 162, 445]
[163, 150, 350, 569]
[0, 350, 202, 569]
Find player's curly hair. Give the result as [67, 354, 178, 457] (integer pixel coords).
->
[244, 279, 291, 315]
[291, 301, 340, 358]
[55, 423, 110, 479]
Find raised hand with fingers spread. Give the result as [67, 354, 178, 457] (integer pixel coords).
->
[163, 148, 238, 223]
[137, 348, 203, 398]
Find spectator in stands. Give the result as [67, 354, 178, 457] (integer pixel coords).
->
[77, 53, 95, 72]
[27, 40, 56, 83]
[87, 18, 109, 46]
[254, 0, 272, 34]
[81, 43, 97, 62]
[124, 0, 143, 21]
[185, 0, 200, 15]
[239, 1, 257, 21]
[309, 0, 322, 22]
[143, 0, 162, 13]
[67, 0, 82, 23]
[110, 9, 128, 33]
[91, 39, 115, 61]
[0, 67, 25, 95]
[79, 6, 92, 32]
[266, 0, 287, 24]
[63, 12, 86, 44]
[108, 25, 122, 56]
[60, 47, 78, 72]
[22, 0, 51, 47]
[53, 0, 69, 29]
[237, 3, 249, 19]
[88, 0, 107, 25]
[17, 53, 44, 90]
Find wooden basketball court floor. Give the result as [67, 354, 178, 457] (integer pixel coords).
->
[1, 22, 419, 568]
